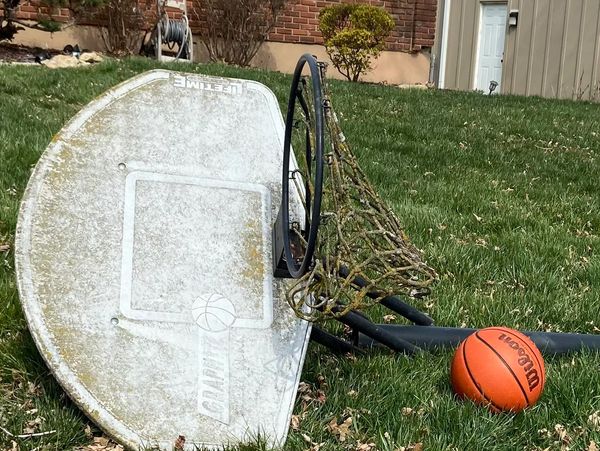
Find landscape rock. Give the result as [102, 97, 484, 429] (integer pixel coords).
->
[41, 54, 89, 69]
[397, 83, 429, 90]
[80, 51, 104, 63]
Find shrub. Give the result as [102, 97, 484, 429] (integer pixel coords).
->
[194, 0, 288, 67]
[98, 0, 149, 55]
[319, 3, 395, 82]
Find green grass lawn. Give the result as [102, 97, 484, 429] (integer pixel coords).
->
[1, 57, 600, 451]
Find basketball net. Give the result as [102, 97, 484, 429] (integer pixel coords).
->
[287, 64, 437, 321]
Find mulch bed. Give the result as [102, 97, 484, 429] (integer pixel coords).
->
[0, 42, 61, 63]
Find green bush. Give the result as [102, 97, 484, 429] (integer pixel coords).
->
[319, 3, 395, 82]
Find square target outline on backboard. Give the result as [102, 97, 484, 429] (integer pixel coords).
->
[118, 170, 274, 330]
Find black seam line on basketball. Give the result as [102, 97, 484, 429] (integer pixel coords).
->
[462, 340, 504, 411]
[475, 332, 530, 405]
[484, 327, 545, 385]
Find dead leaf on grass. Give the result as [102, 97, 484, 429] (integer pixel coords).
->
[553, 424, 571, 446]
[316, 374, 327, 389]
[396, 443, 423, 451]
[290, 414, 300, 431]
[23, 416, 43, 434]
[300, 433, 323, 451]
[383, 314, 397, 323]
[174, 435, 185, 450]
[0, 244, 10, 253]
[316, 389, 326, 404]
[26, 381, 42, 397]
[75, 435, 124, 450]
[589, 441, 599, 451]
[356, 441, 376, 451]
[297, 381, 326, 405]
[538, 428, 551, 439]
[94, 437, 110, 446]
[328, 416, 352, 442]
[401, 407, 413, 416]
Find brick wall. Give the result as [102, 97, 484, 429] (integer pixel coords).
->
[3, 0, 436, 53]
[270, 0, 437, 52]
[5, 1, 72, 23]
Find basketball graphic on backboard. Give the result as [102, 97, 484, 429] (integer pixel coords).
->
[192, 293, 237, 332]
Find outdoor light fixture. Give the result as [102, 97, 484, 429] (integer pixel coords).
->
[509, 10, 519, 27]
[488, 80, 498, 95]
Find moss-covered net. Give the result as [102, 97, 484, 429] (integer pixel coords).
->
[286, 64, 437, 321]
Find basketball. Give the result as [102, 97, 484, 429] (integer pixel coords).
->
[450, 327, 545, 412]
[192, 293, 237, 332]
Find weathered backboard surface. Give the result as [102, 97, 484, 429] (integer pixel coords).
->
[15, 70, 310, 449]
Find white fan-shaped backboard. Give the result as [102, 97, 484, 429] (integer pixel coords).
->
[15, 70, 310, 449]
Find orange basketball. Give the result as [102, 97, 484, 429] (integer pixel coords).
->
[450, 327, 545, 412]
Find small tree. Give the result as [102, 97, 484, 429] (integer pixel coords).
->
[194, 0, 288, 67]
[97, 0, 149, 55]
[319, 3, 394, 82]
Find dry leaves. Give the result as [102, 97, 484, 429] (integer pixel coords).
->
[316, 374, 327, 389]
[328, 416, 353, 442]
[383, 314, 397, 323]
[174, 435, 186, 450]
[0, 243, 9, 252]
[297, 381, 327, 406]
[293, 377, 327, 440]
[396, 443, 423, 451]
[589, 441, 599, 451]
[401, 407, 413, 416]
[75, 436, 124, 450]
[22, 416, 43, 434]
[290, 414, 301, 431]
[400, 406, 425, 417]
[538, 424, 588, 450]
[26, 381, 42, 397]
[356, 441, 376, 451]
[552, 424, 572, 448]
[301, 433, 324, 451]
[589, 411, 600, 430]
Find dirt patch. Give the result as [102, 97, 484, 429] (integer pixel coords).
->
[0, 43, 60, 64]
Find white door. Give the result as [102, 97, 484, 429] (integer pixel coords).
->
[475, 3, 507, 93]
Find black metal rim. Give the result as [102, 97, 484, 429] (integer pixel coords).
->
[281, 53, 324, 278]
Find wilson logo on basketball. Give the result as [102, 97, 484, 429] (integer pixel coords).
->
[498, 334, 540, 391]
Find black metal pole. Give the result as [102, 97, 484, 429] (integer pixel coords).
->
[310, 326, 361, 354]
[337, 266, 434, 326]
[333, 308, 422, 354]
[356, 325, 600, 355]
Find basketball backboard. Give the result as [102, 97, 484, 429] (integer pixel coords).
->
[15, 70, 310, 449]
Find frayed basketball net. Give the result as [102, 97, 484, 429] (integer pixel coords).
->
[287, 64, 437, 322]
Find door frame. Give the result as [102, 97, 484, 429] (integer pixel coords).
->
[472, 0, 508, 92]
[437, 0, 452, 89]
